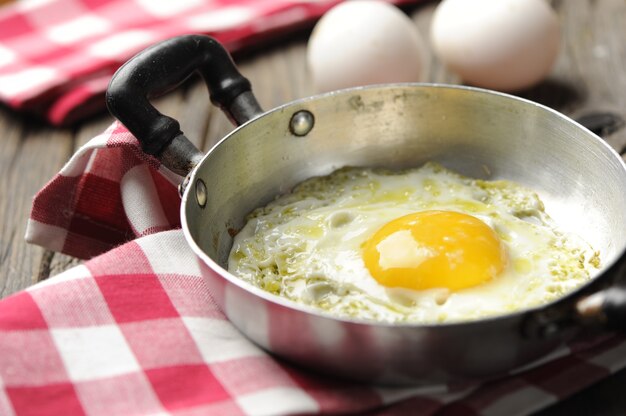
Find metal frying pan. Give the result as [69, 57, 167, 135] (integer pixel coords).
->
[106, 35, 626, 385]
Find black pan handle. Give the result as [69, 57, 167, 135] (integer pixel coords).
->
[523, 255, 626, 338]
[522, 285, 626, 338]
[106, 35, 264, 177]
[576, 287, 626, 332]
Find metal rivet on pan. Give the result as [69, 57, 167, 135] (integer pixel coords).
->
[196, 179, 207, 208]
[289, 110, 315, 137]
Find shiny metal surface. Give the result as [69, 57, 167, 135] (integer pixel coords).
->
[181, 84, 626, 384]
[289, 110, 315, 136]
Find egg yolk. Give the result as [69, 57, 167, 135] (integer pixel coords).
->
[363, 210, 507, 291]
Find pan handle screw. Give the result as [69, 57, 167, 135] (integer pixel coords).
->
[196, 179, 207, 208]
[290, 110, 315, 137]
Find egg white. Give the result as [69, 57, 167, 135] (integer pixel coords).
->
[228, 162, 600, 324]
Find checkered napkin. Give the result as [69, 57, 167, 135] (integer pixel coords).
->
[0, 0, 415, 125]
[4, 122, 626, 414]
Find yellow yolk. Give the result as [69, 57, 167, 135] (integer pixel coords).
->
[363, 210, 507, 291]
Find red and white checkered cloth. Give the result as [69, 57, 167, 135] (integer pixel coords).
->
[0, 0, 416, 125]
[3, 120, 625, 414]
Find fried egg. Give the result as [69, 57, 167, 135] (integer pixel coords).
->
[228, 162, 600, 324]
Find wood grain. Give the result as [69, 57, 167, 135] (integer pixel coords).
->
[0, 0, 625, 411]
[0, 111, 75, 296]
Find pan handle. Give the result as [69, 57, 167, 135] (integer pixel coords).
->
[106, 35, 264, 177]
[576, 287, 626, 332]
[569, 114, 626, 333]
[523, 258, 626, 338]
[523, 285, 626, 338]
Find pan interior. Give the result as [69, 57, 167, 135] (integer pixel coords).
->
[185, 85, 626, 286]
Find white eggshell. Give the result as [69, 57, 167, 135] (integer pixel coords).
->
[307, 1, 427, 93]
[431, 0, 560, 91]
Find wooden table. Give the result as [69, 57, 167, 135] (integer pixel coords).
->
[1, 0, 625, 413]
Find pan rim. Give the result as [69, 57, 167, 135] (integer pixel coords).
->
[181, 82, 626, 330]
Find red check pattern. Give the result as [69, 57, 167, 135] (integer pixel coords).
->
[5, 229, 626, 416]
[0, 0, 417, 125]
[4, 121, 626, 414]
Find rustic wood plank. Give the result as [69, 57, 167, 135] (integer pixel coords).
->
[283, 39, 316, 100]
[559, 0, 626, 152]
[521, 0, 625, 136]
[179, 77, 214, 151]
[0, 109, 74, 296]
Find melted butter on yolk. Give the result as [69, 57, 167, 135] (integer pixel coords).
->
[363, 210, 507, 291]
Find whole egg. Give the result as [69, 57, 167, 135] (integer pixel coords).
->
[431, 0, 560, 91]
[307, 1, 427, 93]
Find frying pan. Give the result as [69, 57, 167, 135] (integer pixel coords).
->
[106, 35, 626, 385]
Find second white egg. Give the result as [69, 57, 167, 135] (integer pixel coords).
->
[307, 1, 427, 93]
[430, 0, 560, 91]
